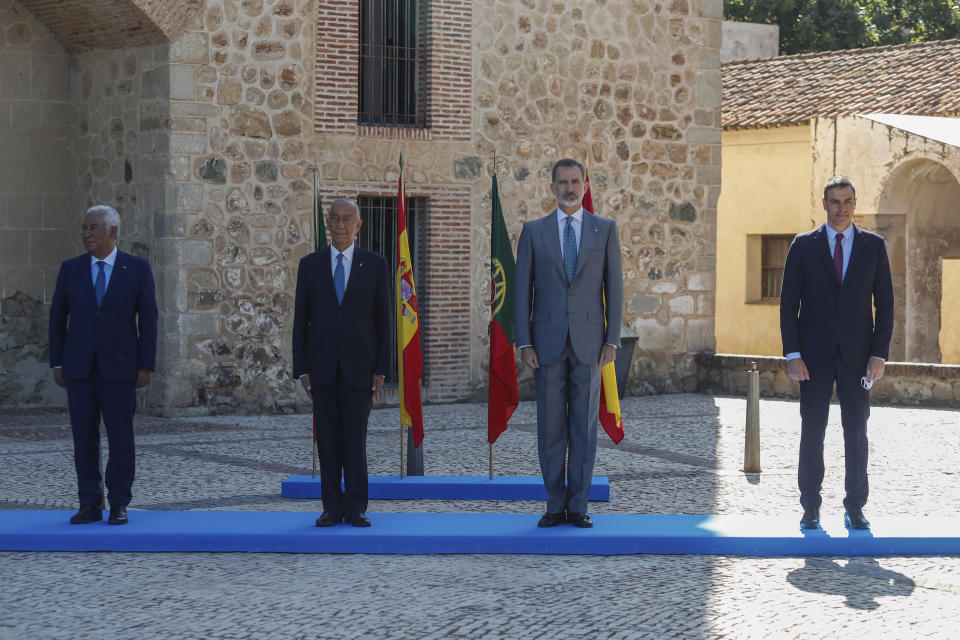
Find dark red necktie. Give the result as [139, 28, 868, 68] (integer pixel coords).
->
[833, 233, 844, 283]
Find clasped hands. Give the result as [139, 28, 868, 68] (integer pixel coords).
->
[521, 344, 616, 369]
[786, 356, 885, 384]
[300, 373, 386, 399]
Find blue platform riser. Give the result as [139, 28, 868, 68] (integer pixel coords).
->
[2, 511, 959, 557]
[281, 475, 610, 501]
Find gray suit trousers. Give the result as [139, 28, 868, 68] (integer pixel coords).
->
[535, 340, 601, 513]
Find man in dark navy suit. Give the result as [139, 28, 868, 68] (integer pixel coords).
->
[780, 176, 894, 531]
[292, 198, 391, 528]
[49, 205, 158, 525]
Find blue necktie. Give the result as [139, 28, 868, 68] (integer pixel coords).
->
[94, 261, 106, 307]
[563, 216, 577, 283]
[334, 253, 345, 304]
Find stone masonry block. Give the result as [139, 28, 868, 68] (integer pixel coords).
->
[0, 229, 29, 266]
[42, 192, 75, 229]
[11, 101, 41, 135]
[633, 317, 685, 352]
[170, 64, 196, 101]
[175, 313, 219, 336]
[687, 272, 716, 291]
[698, 0, 723, 21]
[2, 53, 30, 96]
[686, 126, 721, 144]
[171, 31, 209, 64]
[156, 239, 213, 266]
[176, 183, 203, 211]
[31, 54, 69, 101]
[30, 229, 74, 267]
[171, 133, 205, 154]
[686, 318, 715, 351]
[6, 192, 42, 228]
[696, 71, 722, 108]
[2, 265, 42, 299]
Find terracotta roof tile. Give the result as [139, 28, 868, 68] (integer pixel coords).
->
[722, 39, 960, 129]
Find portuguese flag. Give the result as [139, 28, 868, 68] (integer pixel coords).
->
[488, 173, 518, 444]
[583, 172, 624, 444]
[396, 158, 424, 447]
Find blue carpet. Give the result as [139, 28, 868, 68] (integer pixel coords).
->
[2, 510, 958, 556]
[281, 475, 610, 501]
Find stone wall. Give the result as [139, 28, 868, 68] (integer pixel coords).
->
[0, 0, 79, 407]
[697, 353, 960, 407]
[721, 21, 778, 62]
[1, 0, 723, 413]
[474, 0, 722, 397]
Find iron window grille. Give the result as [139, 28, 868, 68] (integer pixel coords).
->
[761, 235, 795, 300]
[358, 0, 426, 127]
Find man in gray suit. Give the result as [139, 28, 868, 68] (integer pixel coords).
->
[514, 158, 624, 528]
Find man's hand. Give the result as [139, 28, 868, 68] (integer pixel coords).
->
[136, 369, 152, 388]
[598, 344, 617, 367]
[53, 368, 65, 388]
[865, 357, 885, 383]
[300, 374, 312, 394]
[521, 346, 539, 369]
[786, 358, 810, 382]
[372, 374, 385, 399]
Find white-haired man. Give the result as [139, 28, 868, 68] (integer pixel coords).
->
[49, 205, 158, 525]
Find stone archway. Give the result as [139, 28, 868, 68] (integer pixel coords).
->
[877, 158, 960, 363]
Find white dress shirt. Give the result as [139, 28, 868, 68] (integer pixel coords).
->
[331, 243, 356, 288]
[556, 208, 584, 257]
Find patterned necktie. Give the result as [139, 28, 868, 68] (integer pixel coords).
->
[833, 233, 844, 284]
[334, 253, 345, 304]
[563, 216, 577, 283]
[94, 261, 106, 307]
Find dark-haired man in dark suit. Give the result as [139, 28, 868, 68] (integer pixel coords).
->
[780, 176, 894, 531]
[50, 204, 158, 526]
[292, 198, 391, 528]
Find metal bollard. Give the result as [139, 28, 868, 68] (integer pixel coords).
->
[743, 361, 762, 473]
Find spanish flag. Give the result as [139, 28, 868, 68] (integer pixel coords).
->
[396, 157, 424, 447]
[582, 172, 624, 444]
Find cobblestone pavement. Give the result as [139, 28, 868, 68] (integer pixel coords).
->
[2, 394, 960, 639]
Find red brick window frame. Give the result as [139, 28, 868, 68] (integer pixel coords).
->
[315, 0, 472, 141]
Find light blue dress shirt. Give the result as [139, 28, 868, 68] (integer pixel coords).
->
[556, 208, 583, 258]
[90, 246, 118, 292]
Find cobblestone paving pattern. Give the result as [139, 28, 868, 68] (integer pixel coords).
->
[2, 394, 959, 639]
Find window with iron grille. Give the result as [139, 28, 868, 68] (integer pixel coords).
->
[358, 0, 425, 127]
[357, 196, 427, 383]
[761, 235, 794, 300]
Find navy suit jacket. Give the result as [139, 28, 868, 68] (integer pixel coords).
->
[780, 224, 894, 370]
[292, 246, 392, 389]
[49, 250, 158, 382]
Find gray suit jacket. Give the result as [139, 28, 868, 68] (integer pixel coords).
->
[514, 210, 623, 366]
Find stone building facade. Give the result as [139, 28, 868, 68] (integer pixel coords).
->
[0, 0, 722, 414]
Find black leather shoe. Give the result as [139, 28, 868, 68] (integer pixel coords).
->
[845, 507, 870, 530]
[346, 514, 371, 528]
[107, 505, 128, 525]
[537, 511, 565, 528]
[69, 505, 102, 524]
[315, 512, 341, 527]
[567, 512, 593, 528]
[800, 506, 821, 530]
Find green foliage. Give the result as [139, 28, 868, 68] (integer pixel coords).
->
[724, 0, 960, 55]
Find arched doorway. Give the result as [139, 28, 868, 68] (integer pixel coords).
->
[877, 159, 960, 363]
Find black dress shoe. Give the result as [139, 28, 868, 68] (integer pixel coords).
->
[845, 507, 870, 530]
[537, 511, 566, 528]
[107, 505, 128, 525]
[315, 512, 341, 527]
[69, 505, 103, 524]
[567, 512, 593, 528]
[800, 506, 821, 530]
[345, 514, 371, 527]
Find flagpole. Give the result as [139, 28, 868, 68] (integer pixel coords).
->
[490, 149, 496, 482]
[310, 166, 320, 479]
[489, 442, 494, 480]
[399, 153, 406, 480]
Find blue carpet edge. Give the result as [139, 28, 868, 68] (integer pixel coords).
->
[2, 511, 959, 557]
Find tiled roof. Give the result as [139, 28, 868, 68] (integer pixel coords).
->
[722, 39, 960, 129]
